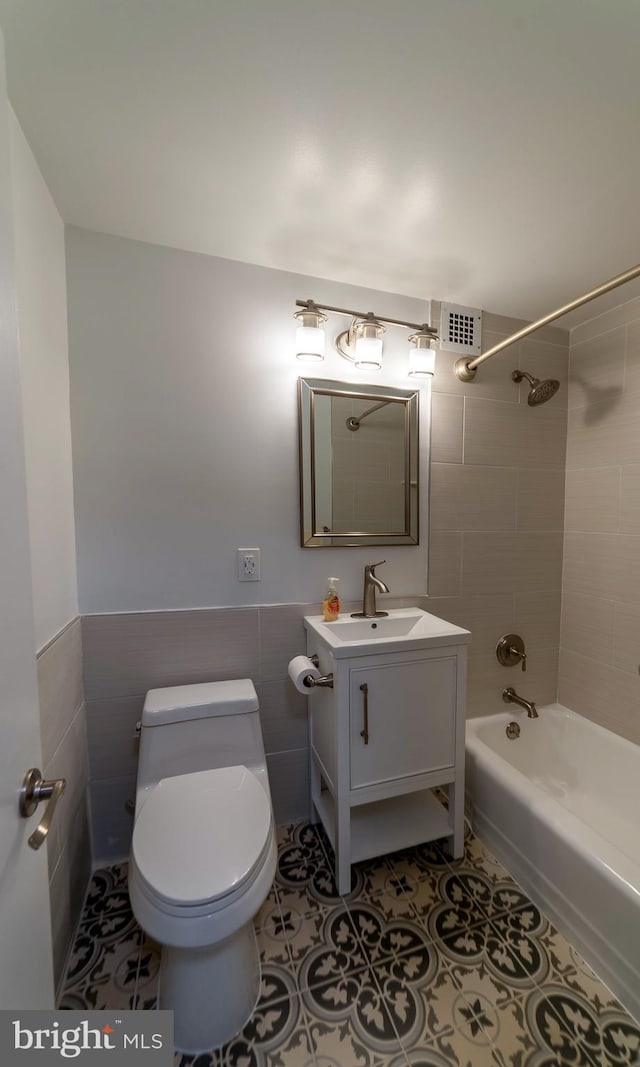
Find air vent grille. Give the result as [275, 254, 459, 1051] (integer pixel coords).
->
[439, 302, 483, 356]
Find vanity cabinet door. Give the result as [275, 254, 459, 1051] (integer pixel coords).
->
[349, 654, 457, 789]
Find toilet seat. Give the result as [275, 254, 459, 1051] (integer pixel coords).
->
[131, 765, 272, 910]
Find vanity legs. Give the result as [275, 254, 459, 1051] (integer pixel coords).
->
[335, 794, 352, 896]
[310, 750, 464, 893]
[309, 756, 321, 825]
[448, 778, 465, 859]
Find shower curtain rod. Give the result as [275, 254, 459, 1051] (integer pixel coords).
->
[454, 263, 640, 382]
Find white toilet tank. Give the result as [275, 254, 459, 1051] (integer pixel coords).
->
[135, 679, 269, 805]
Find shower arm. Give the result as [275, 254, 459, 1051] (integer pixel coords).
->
[455, 263, 640, 382]
[346, 400, 391, 431]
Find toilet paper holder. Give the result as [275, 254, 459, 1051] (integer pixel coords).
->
[305, 654, 334, 689]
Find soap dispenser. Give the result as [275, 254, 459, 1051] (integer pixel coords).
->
[322, 578, 341, 622]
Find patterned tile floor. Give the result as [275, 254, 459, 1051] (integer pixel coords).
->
[59, 820, 640, 1066]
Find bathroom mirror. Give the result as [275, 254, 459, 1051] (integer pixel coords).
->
[298, 377, 420, 547]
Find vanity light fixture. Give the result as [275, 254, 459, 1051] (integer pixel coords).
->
[294, 303, 327, 362]
[295, 298, 438, 376]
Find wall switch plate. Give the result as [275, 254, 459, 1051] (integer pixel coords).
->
[237, 548, 261, 581]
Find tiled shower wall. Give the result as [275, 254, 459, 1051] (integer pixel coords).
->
[426, 304, 568, 717]
[36, 618, 91, 992]
[559, 294, 640, 743]
[84, 307, 569, 866]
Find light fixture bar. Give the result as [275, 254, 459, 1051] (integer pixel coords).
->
[295, 299, 438, 337]
[455, 263, 640, 382]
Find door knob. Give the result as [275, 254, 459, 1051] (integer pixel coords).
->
[19, 768, 66, 850]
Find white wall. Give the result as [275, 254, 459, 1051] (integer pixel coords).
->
[10, 109, 78, 650]
[66, 227, 432, 613]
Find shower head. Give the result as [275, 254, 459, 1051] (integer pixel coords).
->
[512, 369, 560, 406]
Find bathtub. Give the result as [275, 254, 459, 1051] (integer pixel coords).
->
[466, 703, 640, 1022]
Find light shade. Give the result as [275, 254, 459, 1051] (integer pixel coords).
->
[354, 320, 384, 370]
[294, 308, 326, 361]
[408, 331, 436, 378]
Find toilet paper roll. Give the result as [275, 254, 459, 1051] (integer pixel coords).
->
[288, 655, 321, 694]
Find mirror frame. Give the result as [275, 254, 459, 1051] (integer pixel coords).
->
[298, 377, 420, 547]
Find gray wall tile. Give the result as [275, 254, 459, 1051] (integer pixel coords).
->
[428, 531, 462, 597]
[516, 469, 565, 531]
[430, 464, 517, 531]
[563, 532, 640, 602]
[266, 749, 310, 825]
[569, 294, 640, 345]
[430, 393, 463, 464]
[560, 304, 640, 741]
[612, 601, 640, 675]
[82, 608, 260, 700]
[461, 532, 563, 596]
[623, 317, 640, 396]
[37, 617, 83, 766]
[258, 605, 307, 682]
[620, 464, 640, 533]
[558, 650, 640, 744]
[564, 468, 620, 532]
[426, 594, 515, 659]
[560, 592, 615, 664]
[568, 327, 625, 409]
[464, 397, 566, 468]
[255, 678, 309, 753]
[86, 694, 144, 781]
[565, 395, 640, 470]
[514, 590, 562, 651]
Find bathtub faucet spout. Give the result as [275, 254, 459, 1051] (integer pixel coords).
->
[503, 686, 538, 719]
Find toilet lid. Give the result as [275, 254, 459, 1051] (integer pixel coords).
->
[132, 765, 271, 907]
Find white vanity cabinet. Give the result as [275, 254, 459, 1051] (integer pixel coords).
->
[304, 609, 470, 894]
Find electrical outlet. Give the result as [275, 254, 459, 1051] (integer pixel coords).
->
[237, 548, 261, 582]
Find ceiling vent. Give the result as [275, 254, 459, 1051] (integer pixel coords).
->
[439, 302, 483, 356]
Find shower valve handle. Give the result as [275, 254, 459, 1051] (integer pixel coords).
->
[496, 634, 527, 672]
[514, 648, 527, 671]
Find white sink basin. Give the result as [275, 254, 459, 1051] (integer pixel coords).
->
[304, 608, 471, 657]
[330, 612, 426, 640]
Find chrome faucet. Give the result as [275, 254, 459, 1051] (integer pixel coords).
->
[503, 686, 538, 719]
[351, 560, 390, 619]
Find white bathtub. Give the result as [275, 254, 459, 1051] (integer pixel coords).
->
[466, 703, 640, 1021]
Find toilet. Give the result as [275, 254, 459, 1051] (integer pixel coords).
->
[128, 679, 277, 1054]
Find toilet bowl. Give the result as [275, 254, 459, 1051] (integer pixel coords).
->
[128, 680, 277, 1053]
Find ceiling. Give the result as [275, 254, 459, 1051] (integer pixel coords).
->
[1, 0, 639, 326]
